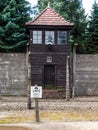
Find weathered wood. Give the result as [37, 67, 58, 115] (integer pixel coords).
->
[30, 44, 69, 89]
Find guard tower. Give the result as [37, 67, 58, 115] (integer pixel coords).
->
[26, 6, 74, 98]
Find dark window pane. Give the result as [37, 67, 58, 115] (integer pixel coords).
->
[57, 31, 67, 45]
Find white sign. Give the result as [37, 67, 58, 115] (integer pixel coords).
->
[31, 86, 42, 98]
[46, 56, 52, 63]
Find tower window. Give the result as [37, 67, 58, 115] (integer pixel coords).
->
[45, 31, 54, 45]
[57, 31, 67, 45]
[33, 31, 42, 44]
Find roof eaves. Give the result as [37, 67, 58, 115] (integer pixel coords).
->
[26, 6, 74, 26]
[26, 7, 49, 25]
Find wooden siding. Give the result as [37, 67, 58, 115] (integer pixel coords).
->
[30, 44, 70, 53]
[56, 65, 66, 87]
[31, 65, 43, 86]
[30, 45, 70, 89]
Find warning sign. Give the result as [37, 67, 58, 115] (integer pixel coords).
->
[31, 85, 42, 98]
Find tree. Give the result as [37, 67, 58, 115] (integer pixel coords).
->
[37, 0, 87, 53]
[32, 5, 39, 19]
[86, 1, 98, 54]
[0, 0, 31, 52]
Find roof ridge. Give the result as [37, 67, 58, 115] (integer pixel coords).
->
[32, 7, 49, 23]
[26, 7, 48, 25]
[26, 6, 74, 26]
[49, 7, 70, 24]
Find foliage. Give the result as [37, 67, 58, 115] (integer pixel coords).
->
[38, 0, 87, 53]
[0, 0, 31, 52]
[31, 5, 39, 19]
[85, 1, 98, 54]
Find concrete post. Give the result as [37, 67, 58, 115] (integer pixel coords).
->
[26, 43, 32, 109]
[72, 43, 77, 99]
[66, 56, 70, 101]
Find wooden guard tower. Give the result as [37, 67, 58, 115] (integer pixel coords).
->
[26, 6, 74, 98]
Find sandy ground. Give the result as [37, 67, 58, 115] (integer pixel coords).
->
[1, 96, 98, 130]
[1, 122, 98, 130]
[0, 126, 29, 130]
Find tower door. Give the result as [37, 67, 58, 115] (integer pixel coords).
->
[44, 65, 55, 89]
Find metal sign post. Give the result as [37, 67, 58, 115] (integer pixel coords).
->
[31, 85, 42, 122]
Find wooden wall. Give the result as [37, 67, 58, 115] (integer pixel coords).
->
[30, 45, 69, 88]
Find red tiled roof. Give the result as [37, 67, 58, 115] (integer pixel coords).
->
[26, 7, 74, 26]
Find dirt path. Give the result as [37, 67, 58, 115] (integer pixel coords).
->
[1, 122, 98, 130]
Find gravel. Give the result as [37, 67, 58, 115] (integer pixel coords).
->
[1, 96, 98, 111]
[1, 96, 98, 130]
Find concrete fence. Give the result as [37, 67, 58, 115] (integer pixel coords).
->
[75, 54, 98, 96]
[0, 53, 98, 96]
[0, 53, 26, 95]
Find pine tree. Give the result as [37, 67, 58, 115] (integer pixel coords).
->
[86, 1, 98, 53]
[0, 0, 31, 52]
[38, 0, 87, 53]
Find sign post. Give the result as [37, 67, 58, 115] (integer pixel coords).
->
[35, 98, 39, 122]
[31, 85, 42, 122]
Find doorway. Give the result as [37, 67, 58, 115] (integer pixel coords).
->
[44, 65, 55, 89]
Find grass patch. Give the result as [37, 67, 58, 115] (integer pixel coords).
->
[0, 110, 98, 124]
[0, 117, 27, 124]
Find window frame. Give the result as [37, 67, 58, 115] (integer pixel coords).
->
[32, 30, 42, 44]
[31, 29, 68, 45]
[45, 31, 55, 45]
[57, 31, 67, 45]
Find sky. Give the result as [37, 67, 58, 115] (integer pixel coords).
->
[82, 0, 98, 15]
[27, 0, 98, 16]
